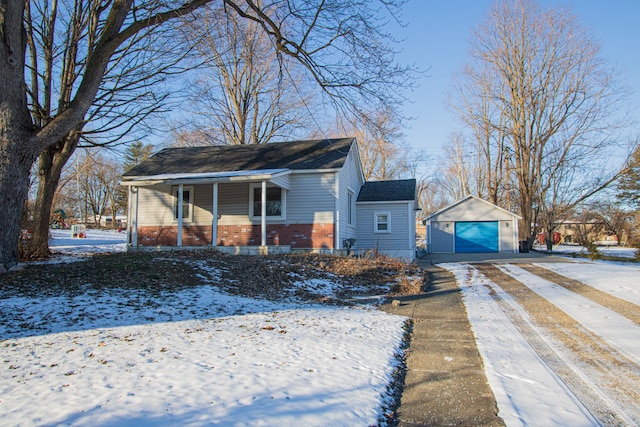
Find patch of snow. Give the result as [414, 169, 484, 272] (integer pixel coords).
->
[538, 244, 637, 259]
[0, 305, 406, 426]
[1, 229, 407, 426]
[498, 264, 640, 365]
[536, 262, 640, 306]
[47, 228, 127, 260]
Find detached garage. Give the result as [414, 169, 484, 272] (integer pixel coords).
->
[425, 195, 521, 253]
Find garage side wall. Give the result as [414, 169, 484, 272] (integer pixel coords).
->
[430, 221, 453, 253]
[431, 197, 514, 222]
[499, 220, 517, 253]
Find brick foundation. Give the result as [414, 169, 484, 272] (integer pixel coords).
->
[138, 225, 211, 246]
[136, 223, 334, 249]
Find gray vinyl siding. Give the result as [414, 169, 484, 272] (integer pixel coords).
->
[214, 176, 336, 225]
[430, 221, 454, 253]
[136, 184, 215, 226]
[286, 173, 336, 224]
[430, 197, 514, 222]
[217, 183, 251, 225]
[337, 147, 363, 246]
[137, 185, 173, 226]
[193, 184, 213, 224]
[499, 220, 516, 252]
[356, 202, 412, 253]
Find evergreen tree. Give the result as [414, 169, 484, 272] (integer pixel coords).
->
[617, 145, 640, 209]
[123, 142, 154, 172]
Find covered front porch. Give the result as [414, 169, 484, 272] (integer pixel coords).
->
[121, 169, 336, 253]
[124, 169, 290, 249]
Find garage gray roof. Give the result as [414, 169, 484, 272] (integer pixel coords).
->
[357, 179, 416, 202]
[122, 138, 355, 178]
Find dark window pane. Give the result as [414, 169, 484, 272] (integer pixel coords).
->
[254, 187, 282, 216]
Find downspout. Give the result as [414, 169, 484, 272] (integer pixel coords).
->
[408, 203, 413, 254]
[334, 173, 340, 251]
[129, 186, 139, 247]
[261, 180, 267, 247]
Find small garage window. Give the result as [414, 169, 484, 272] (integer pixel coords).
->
[374, 212, 390, 233]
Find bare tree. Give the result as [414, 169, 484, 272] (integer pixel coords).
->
[319, 111, 411, 181]
[179, 5, 312, 145]
[0, 0, 415, 268]
[20, 0, 195, 259]
[450, 0, 631, 245]
[73, 151, 122, 227]
[587, 199, 634, 247]
[416, 177, 450, 216]
[436, 133, 475, 201]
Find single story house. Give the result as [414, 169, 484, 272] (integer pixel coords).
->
[424, 195, 520, 253]
[120, 138, 417, 259]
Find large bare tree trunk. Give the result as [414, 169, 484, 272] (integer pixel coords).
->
[27, 134, 79, 259]
[1, 0, 35, 268]
[0, 132, 39, 268]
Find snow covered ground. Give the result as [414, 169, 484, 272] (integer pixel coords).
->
[444, 260, 640, 426]
[1, 230, 407, 426]
[48, 228, 128, 257]
[533, 243, 638, 259]
[4, 230, 639, 426]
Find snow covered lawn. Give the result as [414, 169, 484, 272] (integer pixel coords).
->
[534, 243, 638, 259]
[444, 260, 640, 426]
[1, 230, 408, 426]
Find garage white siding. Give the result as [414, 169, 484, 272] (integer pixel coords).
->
[430, 221, 453, 253]
[426, 195, 520, 254]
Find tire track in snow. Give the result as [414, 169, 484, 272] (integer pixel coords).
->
[517, 264, 640, 326]
[476, 264, 640, 426]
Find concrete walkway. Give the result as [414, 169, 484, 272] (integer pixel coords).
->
[382, 261, 505, 426]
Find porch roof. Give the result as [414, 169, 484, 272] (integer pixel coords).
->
[120, 168, 291, 189]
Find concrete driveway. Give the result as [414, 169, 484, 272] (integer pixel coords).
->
[386, 250, 578, 426]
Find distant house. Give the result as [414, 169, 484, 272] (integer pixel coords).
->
[424, 195, 520, 253]
[100, 215, 127, 228]
[120, 138, 417, 259]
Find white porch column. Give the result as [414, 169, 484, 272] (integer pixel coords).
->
[334, 174, 340, 250]
[261, 180, 267, 247]
[212, 182, 218, 246]
[177, 183, 183, 246]
[129, 186, 139, 247]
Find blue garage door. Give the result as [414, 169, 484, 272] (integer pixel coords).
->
[455, 221, 499, 253]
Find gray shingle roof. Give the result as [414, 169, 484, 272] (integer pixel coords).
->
[357, 179, 416, 202]
[123, 138, 355, 177]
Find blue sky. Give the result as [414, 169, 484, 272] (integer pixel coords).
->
[393, 0, 640, 161]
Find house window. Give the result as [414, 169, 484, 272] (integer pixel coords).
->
[347, 190, 355, 226]
[250, 184, 286, 219]
[172, 186, 194, 221]
[374, 212, 390, 233]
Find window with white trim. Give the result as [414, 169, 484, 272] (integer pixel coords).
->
[172, 186, 194, 221]
[250, 184, 286, 219]
[347, 190, 355, 226]
[374, 212, 390, 233]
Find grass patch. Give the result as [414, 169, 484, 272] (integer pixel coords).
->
[1, 249, 425, 302]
